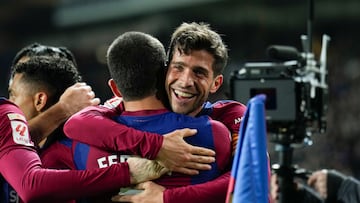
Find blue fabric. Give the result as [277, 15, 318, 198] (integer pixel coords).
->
[73, 143, 90, 170]
[113, 111, 219, 184]
[228, 94, 269, 203]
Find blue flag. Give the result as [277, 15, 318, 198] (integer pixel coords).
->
[226, 94, 269, 203]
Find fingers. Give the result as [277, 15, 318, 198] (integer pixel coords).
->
[307, 170, 328, 199]
[72, 82, 86, 87]
[307, 174, 316, 186]
[179, 128, 215, 157]
[270, 174, 279, 201]
[91, 97, 101, 106]
[178, 154, 215, 172]
[111, 194, 132, 202]
[175, 128, 197, 138]
[190, 153, 215, 164]
[72, 82, 101, 105]
[135, 182, 149, 190]
[190, 146, 216, 157]
[173, 167, 199, 175]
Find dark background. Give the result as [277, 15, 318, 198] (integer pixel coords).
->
[1, 0, 360, 178]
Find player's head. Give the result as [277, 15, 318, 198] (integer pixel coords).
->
[11, 42, 77, 68]
[8, 55, 81, 120]
[106, 31, 166, 101]
[167, 22, 228, 77]
[165, 22, 228, 116]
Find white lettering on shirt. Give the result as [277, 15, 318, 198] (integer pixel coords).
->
[97, 155, 133, 168]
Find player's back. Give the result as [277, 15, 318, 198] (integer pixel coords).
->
[114, 108, 232, 187]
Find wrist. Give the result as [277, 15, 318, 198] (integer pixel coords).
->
[54, 100, 72, 120]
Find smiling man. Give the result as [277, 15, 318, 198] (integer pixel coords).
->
[65, 22, 248, 203]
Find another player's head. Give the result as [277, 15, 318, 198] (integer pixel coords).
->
[165, 22, 228, 116]
[11, 42, 77, 68]
[106, 31, 166, 102]
[8, 56, 81, 120]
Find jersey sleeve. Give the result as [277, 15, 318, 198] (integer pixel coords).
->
[210, 120, 232, 173]
[1, 148, 131, 202]
[63, 105, 163, 160]
[204, 101, 247, 154]
[0, 102, 131, 202]
[163, 171, 230, 203]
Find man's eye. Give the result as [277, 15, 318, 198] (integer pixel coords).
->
[195, 70, 206, 77]
[173, 65, 183, 70]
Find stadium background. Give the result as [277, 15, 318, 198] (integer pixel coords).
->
[1, 0, 360, 179]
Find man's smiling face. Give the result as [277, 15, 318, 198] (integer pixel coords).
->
[165, 48, 223, 116]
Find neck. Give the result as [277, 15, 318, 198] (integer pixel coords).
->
[187, 107, 202, 117]
[123, 95, 165, 111]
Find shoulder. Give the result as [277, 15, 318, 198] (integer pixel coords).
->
[211, 100, 247, 112]
[202, 100, 246, 116]
[0, 98, 23, 116]
[0, 98, 34, 149]
[73, 104, 119, 118]
[0, 99, 27, 126]
[202, 100, 247, 133]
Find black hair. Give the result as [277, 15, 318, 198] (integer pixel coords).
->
[12, 42, 77, 68]
[11, 55, 81, 109]
[167, 22, 228, 76]
[107, 31, 166, 101]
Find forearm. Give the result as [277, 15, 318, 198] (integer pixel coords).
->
[28, 102, 68, 146]
[163, 172, 230, 203]
[64, 106, 163, 159]
[1, 148, 131, 202]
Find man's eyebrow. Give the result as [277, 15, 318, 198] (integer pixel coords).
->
[171, 61, 185, 66]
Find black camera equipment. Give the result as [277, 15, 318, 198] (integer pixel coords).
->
[229, 0, 330, 202]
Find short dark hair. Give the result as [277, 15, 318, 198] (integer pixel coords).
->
[107, 31, 166, 101]
[11, 55, 81, 109]
[12, 42, 77, 67]
[167, 22, 228, 76]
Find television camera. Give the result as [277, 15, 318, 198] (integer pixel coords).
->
[230, 35, 330, 145]
[229, 13, 331, 203]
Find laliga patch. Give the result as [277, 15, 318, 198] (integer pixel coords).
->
[7, 113, 26, 122]
[10, 120, 34, 146]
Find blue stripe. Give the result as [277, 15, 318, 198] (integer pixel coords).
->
[73, 143, 90, 170]
[59, 137, 72, 148]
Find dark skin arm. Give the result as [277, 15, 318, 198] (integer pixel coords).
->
[29, 82, 100, 146]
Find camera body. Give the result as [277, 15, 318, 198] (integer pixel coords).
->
[230, 59, 327, 145]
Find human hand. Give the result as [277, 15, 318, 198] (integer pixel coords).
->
[308, 169, 328, 199]
[112, 181, 165, 203]
[270, 174, 279, 202]
[127, 157, 169, 184]
[58, 82, 100, 117]
[156, 128, 215, 175]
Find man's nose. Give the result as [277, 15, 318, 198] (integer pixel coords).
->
[178, 69, 194, 87]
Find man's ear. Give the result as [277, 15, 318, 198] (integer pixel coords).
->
[33, 92, 48, 112]
[210, 74, 223, 93]
[108, 79, 122, 97]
